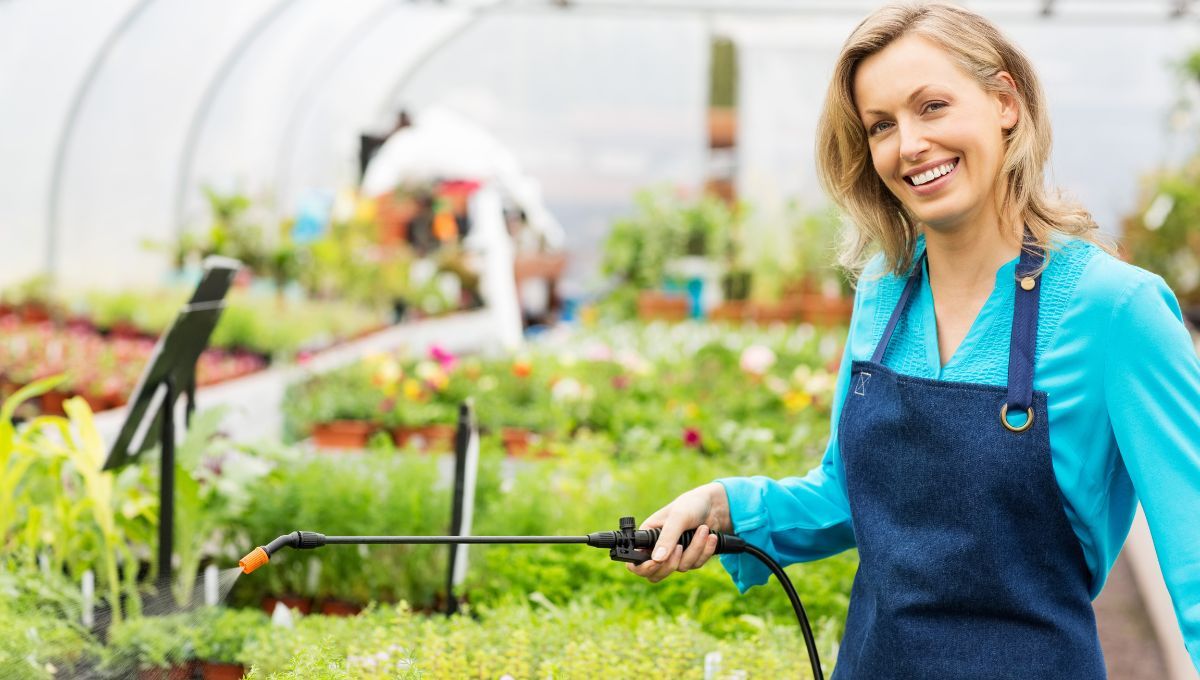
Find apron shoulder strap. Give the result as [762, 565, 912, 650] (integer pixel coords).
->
[1003, 242, 1045, 430]
[870, 251, 926, 365]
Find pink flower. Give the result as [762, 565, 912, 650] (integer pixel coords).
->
[429, 344, 457, 371]
[683, 427, 702, 448]
[611, 374, 631, 390]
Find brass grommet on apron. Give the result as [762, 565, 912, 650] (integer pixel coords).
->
[1000, 403, 1035, 432]
[1021, 277, 1036, 291]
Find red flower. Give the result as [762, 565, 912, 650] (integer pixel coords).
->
[683, 427, 702, 448]
[611, 375, 631, 390]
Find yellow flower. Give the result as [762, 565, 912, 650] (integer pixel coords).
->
[402, 378, 423, 401]
[354, 196, 377, 221]
[783, 390, 813, 413]
[372, 359, 403, 389]
[683, 402, 700, 419]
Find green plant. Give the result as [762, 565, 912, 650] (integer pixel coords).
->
[237, 601, 824, 679]
[602, 189, 741, 290]
[1123, 165, 1200, 306]
[10, 394, 155, 624]
[103, 613, 194, 674]
[192, 607, 271, 664]
[226, 448, 456, 608]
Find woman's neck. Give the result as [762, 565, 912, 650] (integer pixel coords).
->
[922, 215, 1023, 293]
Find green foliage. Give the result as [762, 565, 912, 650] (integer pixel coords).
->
[103, 612, 195, 673]
[241, 601, 826, 679]
[467, 447, 856, 640]
[192, 607, 271, 663]
[227, 448, 454, 606]
[4, 392, 156, 624]
[602, 189, 742, 289]
[1123, 163, 1200, 305]
[0, 566, 100, 679]
[79, 288, 388, 359]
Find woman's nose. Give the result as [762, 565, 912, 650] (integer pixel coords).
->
[899, 124, 931, 162]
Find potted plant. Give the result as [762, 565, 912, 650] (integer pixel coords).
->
[192, 608, 268, 679]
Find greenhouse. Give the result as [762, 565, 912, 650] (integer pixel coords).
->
[2, 1, 1199, 678]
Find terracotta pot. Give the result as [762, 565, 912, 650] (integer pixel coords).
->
[637, 291, 689, 322]
[19, 304, 50, 324]
[796, 295, 854, 327]
[108, 320, 144, 339]
[708, 300, 751, 322]
[501, 428, 553, 459]
[138, 663, 193, 680]
[708, 107, 738, 148]
[80, 392, 110, 414]
[751, 299, 804, 324]
[40, 390, 68, 416]
[200, 662, 245, 680]
[318, 599, 363, 617]
[262, 594, 312, 615]
[392, 424, 455, 452]
[311, 420, 375, 449]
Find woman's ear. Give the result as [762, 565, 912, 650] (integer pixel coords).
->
[995, 71, 1020, 131]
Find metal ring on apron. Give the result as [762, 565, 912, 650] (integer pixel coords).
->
[1000, 403, 1035, 433]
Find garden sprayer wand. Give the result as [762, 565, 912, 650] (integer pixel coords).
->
[239, 516, 825, 679]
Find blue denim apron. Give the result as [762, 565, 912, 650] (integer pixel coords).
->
[833, 244, 1105, 679]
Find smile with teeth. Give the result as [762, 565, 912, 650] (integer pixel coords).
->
[906, 159, 958, 186]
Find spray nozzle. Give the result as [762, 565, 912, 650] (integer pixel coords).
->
[238, 531, 328, 574]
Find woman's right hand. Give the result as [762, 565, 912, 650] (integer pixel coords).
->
[626, 482, 732, 583]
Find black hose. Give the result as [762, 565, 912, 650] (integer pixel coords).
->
[742, 543, 824, 680]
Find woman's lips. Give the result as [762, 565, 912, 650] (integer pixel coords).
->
[905, 159, 960, 197]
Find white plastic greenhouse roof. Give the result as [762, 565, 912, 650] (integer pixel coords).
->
[2, 0, 1199, 288]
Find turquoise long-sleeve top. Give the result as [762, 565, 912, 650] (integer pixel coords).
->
[716, 236, 1200, 669]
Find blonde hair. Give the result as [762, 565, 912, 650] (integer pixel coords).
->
[816, 1, 1112, 278]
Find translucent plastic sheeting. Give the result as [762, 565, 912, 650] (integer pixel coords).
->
[398, 12, 708, 281]
[0, 0, 486, 289]
[0, 0, 144, 287]
[0, 0, 704, 290]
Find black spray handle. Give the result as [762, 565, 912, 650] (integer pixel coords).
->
[588, 516, 746, 565]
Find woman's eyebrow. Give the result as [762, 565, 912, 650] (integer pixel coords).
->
[862, 84, 942, 117]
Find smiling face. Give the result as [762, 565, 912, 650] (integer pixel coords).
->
[854, 33, 1018, 235]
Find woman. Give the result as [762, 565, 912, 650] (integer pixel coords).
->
[628, 3, 1200, 677]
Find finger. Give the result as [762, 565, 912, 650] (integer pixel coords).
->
[652, 513, 689, 563]
[693, 532, 719, 569]
[677, 525, 710, 572]
[627, 558, 661, 578]
[648, 545, 684, 583]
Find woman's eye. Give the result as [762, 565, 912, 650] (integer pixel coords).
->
[923, 101, 947, 114]
[869, 121, 892, 135]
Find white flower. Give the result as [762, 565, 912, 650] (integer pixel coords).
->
[551, 377, 584, 402]
[739, 345, 776, 375]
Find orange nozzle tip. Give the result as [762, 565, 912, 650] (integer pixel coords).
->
[239, 547, 269, 574]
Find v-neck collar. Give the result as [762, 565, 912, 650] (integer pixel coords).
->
[916, 244, 1021, 379]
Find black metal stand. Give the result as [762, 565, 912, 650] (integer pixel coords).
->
[157, 376, 175, 581]
[104, 256, 239, 594]
[445, 402, 475, 616]
[156, 376, 194, 580]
